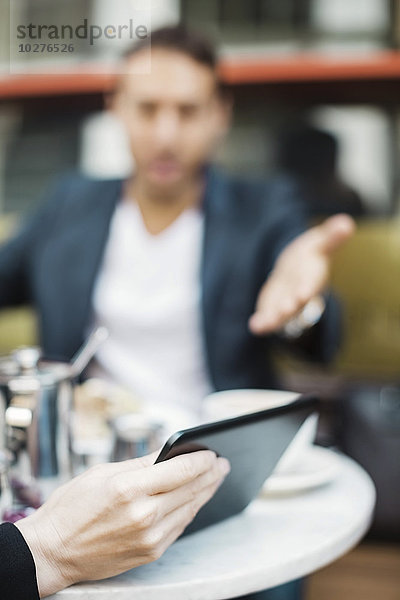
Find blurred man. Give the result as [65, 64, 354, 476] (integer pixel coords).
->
[0, 26, 353, 429]
[0, 26, 354, 599]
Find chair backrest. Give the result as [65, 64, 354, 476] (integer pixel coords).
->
[331, 218, 400, 378]
[0, 214, 38, 354]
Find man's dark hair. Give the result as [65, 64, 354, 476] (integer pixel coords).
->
[122, 24, 223, 92]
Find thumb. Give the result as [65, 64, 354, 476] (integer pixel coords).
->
[315, 214, 356, 255]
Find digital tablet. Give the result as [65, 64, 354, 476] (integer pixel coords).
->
[155, 394, 319, 535]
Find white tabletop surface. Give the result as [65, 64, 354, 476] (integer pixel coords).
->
[48, 449, 375, 600]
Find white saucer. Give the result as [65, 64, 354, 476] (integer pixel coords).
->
[260, 445, 341, 496]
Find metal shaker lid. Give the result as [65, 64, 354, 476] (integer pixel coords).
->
[0, 328, 109, 388]
[0, 347, 71, 388]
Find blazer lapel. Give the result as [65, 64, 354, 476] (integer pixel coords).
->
[46, 178, 123, 358]
[76, 179, 124, 336]
[201, 169, 239, 383]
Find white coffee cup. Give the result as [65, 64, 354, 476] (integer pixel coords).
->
[201, 389, 300, 421]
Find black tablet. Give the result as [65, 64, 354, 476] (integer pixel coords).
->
[155, 394, 319, 535]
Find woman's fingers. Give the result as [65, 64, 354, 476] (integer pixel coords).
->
[16, 450, 230, 597]
[130, 451, 227, 495]
[150, 456, 230, 518]
[134, 477, 225, 563]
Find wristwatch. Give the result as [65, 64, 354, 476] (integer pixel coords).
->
[282, 295, 326, 339]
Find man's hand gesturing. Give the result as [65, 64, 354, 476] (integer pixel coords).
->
[249, 214, 355, 336]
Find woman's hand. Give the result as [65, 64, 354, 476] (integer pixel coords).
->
[16, 451, 230, 598]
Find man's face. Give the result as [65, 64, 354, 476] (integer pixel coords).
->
[112, 48, 231, 195]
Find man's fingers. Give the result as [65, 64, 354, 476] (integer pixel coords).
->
[248, 214, 355, 336]
[249, 305, 300, 335]
[249, 307, 285, 335]
[249, 280, 305, 335]
[315, 214, 355, 255]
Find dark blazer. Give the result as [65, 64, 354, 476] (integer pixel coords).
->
[0, 168, 340, 390]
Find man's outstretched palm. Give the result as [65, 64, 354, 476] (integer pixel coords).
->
[249, 214, 355, 335]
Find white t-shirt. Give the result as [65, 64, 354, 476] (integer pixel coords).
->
[89, 200, 212, 434]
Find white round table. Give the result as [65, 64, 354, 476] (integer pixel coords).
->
[48, 450, 375, 600]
